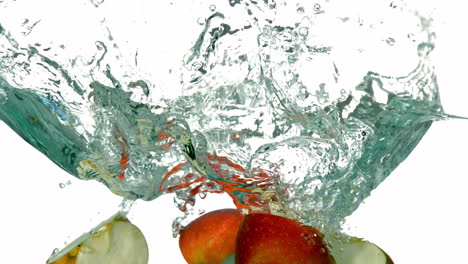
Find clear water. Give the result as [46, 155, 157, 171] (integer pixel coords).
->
[0, 0, 447, 233]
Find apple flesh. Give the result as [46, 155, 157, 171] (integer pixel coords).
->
[235, 212, 334, 264]
[76, 220, 148, 264]
[50, 247, 79, 264]
[179, 209, 245, 264]
[48, 215, 148, 264]
[333, 238, 393, 264]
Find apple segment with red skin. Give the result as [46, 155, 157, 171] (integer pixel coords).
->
[235, 212, 335, 264]
[179, 209, 245, 264]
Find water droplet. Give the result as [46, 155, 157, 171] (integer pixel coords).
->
[313, 3, 321, 12]
[197, 17, 205, 25]
[297, 7, 304, 14]
[209, 4, 216, 12]
[298, 27, 309, 36]
[59, 183, 66, 188]
[407, 33, 416, 42]
[385, 37, 395, 46]
[50, 248, 59, 256]
[199, 191, 207, 199]
[90, 0, 104, 7]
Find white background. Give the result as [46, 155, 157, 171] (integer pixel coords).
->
[1, 1, 468, 263]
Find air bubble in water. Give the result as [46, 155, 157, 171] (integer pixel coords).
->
[209, 5, 216, 12]
[59, 183, 66, 188]
[313, 3, 321, 12]
[297, 7, 305, 14]
[417, 79, 428, 88]
[298, 27, 309, 36]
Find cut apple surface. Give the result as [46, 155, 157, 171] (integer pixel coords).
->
[76, 220, 148, 264]
[179, 209, 245, 264]
[50, 247, 80, 264]
[47, 213, 148, 264]
[235, 212, 334, 264]
[332, 238, 393, 264]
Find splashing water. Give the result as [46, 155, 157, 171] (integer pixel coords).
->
[0, 0, 450, 233]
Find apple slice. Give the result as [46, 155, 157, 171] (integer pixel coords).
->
[179, 209, 245, 264]
[333, 238, 393, 264]
[235, 212, 334, 264]
[47, 212, 148, 264]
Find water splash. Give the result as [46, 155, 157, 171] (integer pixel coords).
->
[119, 199, 136, 215]
[0, 0, 449, 232]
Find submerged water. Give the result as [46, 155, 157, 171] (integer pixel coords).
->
[0, 0, 446, 232]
